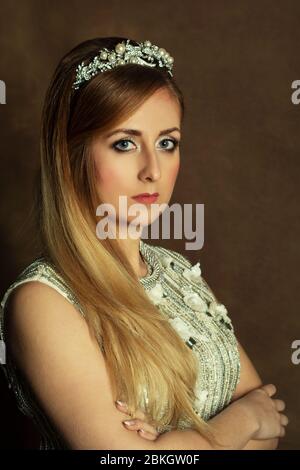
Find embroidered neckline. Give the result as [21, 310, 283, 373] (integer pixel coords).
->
[139, 241, 233, 331]
[139, 240, 164, 290]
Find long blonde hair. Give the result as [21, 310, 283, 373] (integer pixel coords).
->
[36, 36, 220, 446]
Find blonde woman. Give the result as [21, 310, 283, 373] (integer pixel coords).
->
[0, 37, 288, 450]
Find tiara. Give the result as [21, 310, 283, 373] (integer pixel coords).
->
[72, 39, 174, 90]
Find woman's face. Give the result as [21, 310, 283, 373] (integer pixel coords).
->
[90, 87, 181, 235]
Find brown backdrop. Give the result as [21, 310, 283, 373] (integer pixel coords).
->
[0, 0, 299, 450]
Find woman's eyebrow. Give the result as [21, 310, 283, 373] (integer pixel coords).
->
[105, 127, 181, 138]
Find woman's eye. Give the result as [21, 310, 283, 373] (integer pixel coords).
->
[159, 138, 179, 152]
[112, 139, 136, 152]
[111, 137, 179, 153]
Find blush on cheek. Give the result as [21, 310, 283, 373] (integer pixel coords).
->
[96, 166, 119, 186]
[169, 161, 180, 183]
[96, 168, 130, 202]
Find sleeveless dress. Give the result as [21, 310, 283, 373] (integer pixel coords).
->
[0, 240, 241, 449]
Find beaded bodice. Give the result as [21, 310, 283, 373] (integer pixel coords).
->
[0, 241, 240, 448]
[138, 241, 240, 430]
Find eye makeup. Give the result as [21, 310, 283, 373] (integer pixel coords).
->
[111, 137, 180, 153]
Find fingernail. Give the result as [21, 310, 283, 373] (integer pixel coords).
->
[123, 420, 135, 426]
[116, 400, 127, 407]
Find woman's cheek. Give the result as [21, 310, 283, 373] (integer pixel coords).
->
[97, 166, 124, 191]
[169, 160, 180, 186]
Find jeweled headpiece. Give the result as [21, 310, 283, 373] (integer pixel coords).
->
[72, 39, 174, 91]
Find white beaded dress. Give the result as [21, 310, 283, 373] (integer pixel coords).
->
[0, 240, 241, 449]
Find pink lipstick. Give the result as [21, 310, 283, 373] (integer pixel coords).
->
[132, 193, 159, 204]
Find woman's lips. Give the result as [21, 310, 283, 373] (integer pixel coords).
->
[132, 194, 159, 204]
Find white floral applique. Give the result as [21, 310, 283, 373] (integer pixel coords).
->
[194, 389, 208, 410]
[145, 283, 168, 307]
[161, 254, 174, 269]
[169, 316, 211, 344]
[182, 262, 202, 284]
[181, 287, 208, 314]
[168, 317, 197, 342]
[146, 283, 163, 305]
[207, 300, 233, 328]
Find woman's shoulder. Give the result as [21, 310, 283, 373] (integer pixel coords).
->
[0, 256, 84, 321]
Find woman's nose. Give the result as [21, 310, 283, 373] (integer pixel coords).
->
[139, 150, 161, 181]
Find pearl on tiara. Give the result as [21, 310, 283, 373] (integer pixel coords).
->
[72, 39, 174, 91]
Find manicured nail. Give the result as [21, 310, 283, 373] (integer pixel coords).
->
[123, 420, 135, 426]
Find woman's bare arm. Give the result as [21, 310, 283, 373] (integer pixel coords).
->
[230, 340, 279, 450]
[5, 282, 262, 450]
[155, 398, 258, 450]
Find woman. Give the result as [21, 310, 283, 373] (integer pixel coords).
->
[0, 36, 288, 450]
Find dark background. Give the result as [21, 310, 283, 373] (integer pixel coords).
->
[0, 0, 299, 450]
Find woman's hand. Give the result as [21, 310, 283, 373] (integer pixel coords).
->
[235, 383, 289, 440]
[115, 400, 160, 441]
